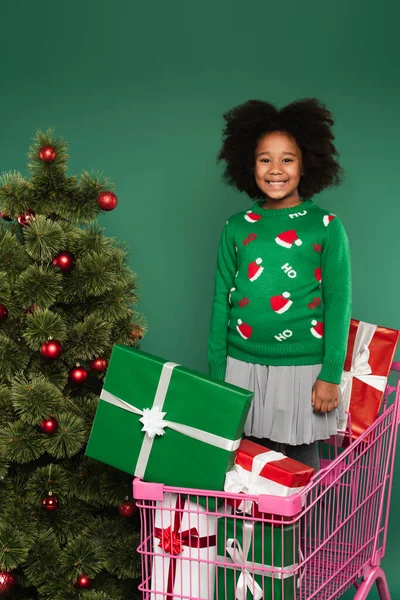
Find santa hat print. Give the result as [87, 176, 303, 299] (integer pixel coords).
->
[275, 230, 303, 249]
[244, 210, 262, 223]
[323, 214, 336, 227]
[314, 267, 322, 283]
[310, 320, 324, 339]
[236, 319, 252, 340]
[248, 258, 264, 282]
[270, 292, 293, 314]
[229, 287, 235, 304]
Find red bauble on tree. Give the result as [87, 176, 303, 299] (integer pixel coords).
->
[97, 191, 118, 211]
[75, 574, 92, 590]
[0, 304, 8, 322]
[40, 417, 58, 434]
[42, 492, 59, 512]
[69, 366, 88, 384]
[52, 251, 75, 273]
[131, 327, 143, 341]
[90, 357, 108, 372]
[41, 339, 63, 360]
[118, 498, 136, 518]
[39, 145, 57, 163]
[0, 211, 13, 221]
[0, 570, 16, 595]
[17, 208, 36, 227]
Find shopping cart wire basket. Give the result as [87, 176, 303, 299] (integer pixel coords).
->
[133, 364, 400, 600]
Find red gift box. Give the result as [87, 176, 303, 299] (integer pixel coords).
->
[224, 439, 314, 517]
[338, 319, 400, 440]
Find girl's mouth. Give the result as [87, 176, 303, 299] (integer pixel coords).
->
[267, 181, 288, 186]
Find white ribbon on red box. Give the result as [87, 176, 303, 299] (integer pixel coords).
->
[224, 450, 304, 514]
[338, 322, 387, 432]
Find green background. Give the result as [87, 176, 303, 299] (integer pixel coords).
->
[1, 0, 399, 596]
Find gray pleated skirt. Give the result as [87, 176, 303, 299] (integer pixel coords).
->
[225, 357, 343, 446]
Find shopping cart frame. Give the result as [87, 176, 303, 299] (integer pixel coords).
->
[133, 367, 400, 600]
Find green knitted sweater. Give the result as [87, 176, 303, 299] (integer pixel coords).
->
[208, 199, 352, 384]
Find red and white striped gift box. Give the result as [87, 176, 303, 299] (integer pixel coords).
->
[338, 319, 400, 442]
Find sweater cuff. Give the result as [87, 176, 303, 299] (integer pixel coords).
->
[209, 359, 227, 381]
[318, 358, 345, 385]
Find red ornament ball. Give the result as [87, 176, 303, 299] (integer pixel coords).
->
[118, 499, 137, 518]
[41, 339, 63, 360]
[17, 208, 36, 227]
[42, 492, 59, 512]
[39, 145, 57, 163]
[0, 211, 13, 222]
[0, 304, 8, 322]
[40, 417, 58, 434]
[90, 357, 108, 372]
[69, 367, 89, 384]
[75, 574, 92, 590]
[52, 251, 75, 273]
[131, 327, 143, 341]
[0, 570, 16, 595]
[97, 191, 118, 211]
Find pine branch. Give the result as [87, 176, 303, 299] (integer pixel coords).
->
[0, 421, 44, 463]
[0, 523, 35, 570]
[0, 228, 31, 281]
[42, 412, 87, 459]
[23, 215, 66, 262]
[59, 536, 103, 578]
[0, 384, 15, 422]
[63, 314, 112, 362]
[0, 171, 31, 217]
[15, 264, 63, 308]
[11, 374, 64, 425]
[25, 464, 74, 506]
[23, 529, 62, 587]
[102, 532, 141, 579]
[24, 308, 68, 351]
[29, 357, 69, 390]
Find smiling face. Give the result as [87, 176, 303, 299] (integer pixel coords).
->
[254, 131, 303, 208]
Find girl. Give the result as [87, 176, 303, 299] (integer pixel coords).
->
[208, 98, 352, 471]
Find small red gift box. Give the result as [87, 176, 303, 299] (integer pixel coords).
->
[338, 319, 400, 440]
[224, 439, 314, 517]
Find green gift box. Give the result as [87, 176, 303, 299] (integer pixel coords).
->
[85, 345, 252, 491]
[216, 515, 298, 600]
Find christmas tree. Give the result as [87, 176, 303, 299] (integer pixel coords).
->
[0, 131, 145, 599]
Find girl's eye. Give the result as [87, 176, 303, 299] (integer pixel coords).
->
[283, 158, 293, 163]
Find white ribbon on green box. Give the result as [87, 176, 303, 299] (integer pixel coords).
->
[100, 361, 242, 478]
[217, 521, 295, 600]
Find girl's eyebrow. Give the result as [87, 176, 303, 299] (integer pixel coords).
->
[257, 151, 297, 157]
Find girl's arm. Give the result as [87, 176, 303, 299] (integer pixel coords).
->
[318, 216, 352, 384]
[208, 222, 237, 380]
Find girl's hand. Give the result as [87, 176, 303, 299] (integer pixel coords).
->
[311, 379, 339, 414]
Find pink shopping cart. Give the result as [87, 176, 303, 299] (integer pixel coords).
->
[133, 363, 400, 600]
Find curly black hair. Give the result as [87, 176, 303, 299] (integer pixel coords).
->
[218, 98, 342, 200]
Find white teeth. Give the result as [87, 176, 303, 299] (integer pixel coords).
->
[267, 181, 287, 185]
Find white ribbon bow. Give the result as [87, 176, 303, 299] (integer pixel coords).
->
[226, 522, 264, 600]
[139, 406, 168, 438]
[100, 361, 241, 478]
[338, 322, 387, 432]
